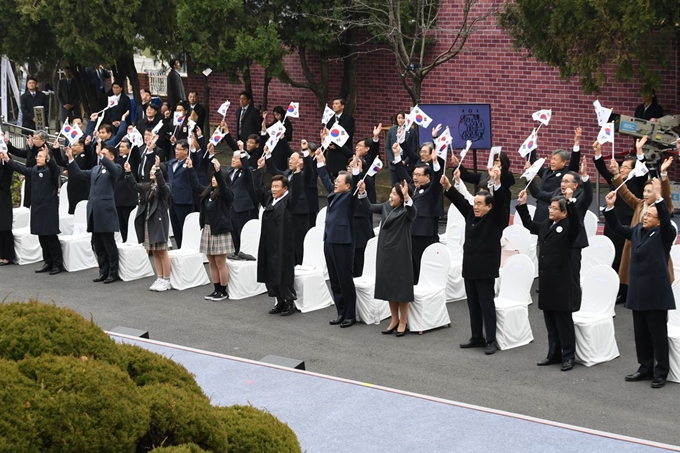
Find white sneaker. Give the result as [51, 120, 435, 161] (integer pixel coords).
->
[157, 279, 172, 292]
[149, 278, 162, 291]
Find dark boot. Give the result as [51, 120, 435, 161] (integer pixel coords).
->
[268, 298, 285, 314]
[280, 300, 297, 316]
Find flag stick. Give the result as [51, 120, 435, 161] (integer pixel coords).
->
[612, 141, 615, 160]
[536, 123, 543, 133]
[352, 173, 370, 196]
[172, 125, 178, 137]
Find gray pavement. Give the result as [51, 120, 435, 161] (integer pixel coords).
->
[1, 259, 679, 448]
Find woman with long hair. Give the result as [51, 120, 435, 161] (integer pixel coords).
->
[124, 155, 172, 291]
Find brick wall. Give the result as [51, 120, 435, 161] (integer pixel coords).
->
[179, 0, 679, 179]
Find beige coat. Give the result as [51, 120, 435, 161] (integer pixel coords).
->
[613, 175, 674, 285]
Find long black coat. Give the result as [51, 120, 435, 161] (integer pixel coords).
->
[166, 69, 186, 111]
[529, 148, 581, 223]
[256, 173, 302, 286]
[604, 201, 676, 312]
[6, 142, 40, 207]
[360, 195, 417, 302]
[67, 156, 121, 233]
[127, 170, 170, 245]
[0, 159, 15, 232]
[517, 202, 580, 312]
[6, 158, 60, 235]
[53, 145, 95, 214]
[114, 154, 139, 208]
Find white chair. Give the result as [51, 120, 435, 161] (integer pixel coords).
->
[12, 181, 29, 230]
[444, 205, 466, 303]
[354, 238, 391, 325]
[227, 219, 267, 300]
[59, 201, 98, 272]
[584, 210, 599, 237]
[573, 265, 620, 367]
[116, 207, 155, 281]
[58, 182, 74, 236]
[580, 235, 615, 286]
[408, 243, 452, 334]
[510, 204, 536, 226]
[316, 207, 327, 228]
[511, 204, 539, 278]
[497, 224, 533, 294]
[667, 280, 680, 383]
[13, 221, 42, 265]
[293, 226, 334, 313]
[670, 245, 680, 283]
[168, 212, 211, 290]
[494, 254, 535, 350]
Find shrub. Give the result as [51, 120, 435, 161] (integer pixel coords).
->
[150, 444, 209, 453]
[11, 172, 23, 207]
[216, 405, 302, 453]
[0, 301, 122, 363]
[0, 360, 39, 453]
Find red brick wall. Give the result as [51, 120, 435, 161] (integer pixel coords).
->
[180, 0, 679, 179]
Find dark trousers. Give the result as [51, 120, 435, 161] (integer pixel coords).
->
[353, 247, 365, 277]
[266, 283, 297, 302]
[38, 234, 62, 269]
[543, 310, 575, 362]
[116, 206, 135, 243]
[632, 310, 670, 379]
[412, 234, 438, 284]
[92, 232, 119, 278]
[571, 247, 583, 311]
[170, 203, 196, 250]
[230, 208, 256, 254]
[0, 230, 16, 262]
[324, 242, 356, 320]
[292, 213, 310, 266]
[464, 278, 496, 343]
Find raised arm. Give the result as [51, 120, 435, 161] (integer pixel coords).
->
[603, 191, 634, 240]
[441, 174, 472, 218]
[527, 178, 552, 202]
[315, 149, 334, 194]
[516, 191, 540, 235]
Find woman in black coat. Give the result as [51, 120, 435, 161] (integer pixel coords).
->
[187, 156, 234, 301]
[0, 149, 16, 265]
[124, 155, 172, 292]
[357, 178, 416, 337]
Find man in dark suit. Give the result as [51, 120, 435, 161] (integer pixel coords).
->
[135, 88, 152, 123]
[442, 167, 506, 355]
[86, 66, 110, 111]
[57, 67, 80, 123]
[235, 91, 261, 147]
[188, 91, 207, 133]
[385, 112, 418, 185]
[6, 130, 49, 207]
[166, 59, 186, 111]
[105, 81, 131, 135]
[224, 147, 257, 258]
[136, 103, 161, 132]
[66, 143, 122, 283]
[323, 98, 355, 179]
[137, 131, 162, 182]
[115, 139, 140, 243]
[527, 128, 582, 223]
[302, 141, 319, 227]
[517, 191, 581, 372]
[315, 147, 359, 328]
[604, 181, 676, 389]
[164, 139, 196, 249]
[20, 77, 49, 131]
[52, 135, 95, 214]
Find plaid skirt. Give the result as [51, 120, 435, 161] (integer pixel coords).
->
[144, 223, 168, 251]
[200, 224, 234, 256]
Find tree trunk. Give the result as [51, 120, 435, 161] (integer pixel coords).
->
[242, 63, 253, 105]
[340, 28, 358, 116]
[262, 71, 272, 111]
[71, 64, 101, 116]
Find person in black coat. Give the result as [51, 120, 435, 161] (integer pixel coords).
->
[166, 59, 186, 111]
[124, 156, 173, 292]
[348, 156, 376, 277]
[6, 130, 49, 208]
[303, 141, 320, 227]
[2, 147, 63, 274]
[316, 147, 360, 328]
[323, 98, 355, 179]
[262, 108, 293, 172]
[57, 67, 80, 123]
[254, 163, 303, 316]
[358, 178, 416, 336]
[115, 139, 141, 243]
[633, 87, 664, 121]
[105, 81, 131, 135]
[52, 135, 95, 214]
[66, 143, 121, 283]
[164, 139, 197, 249]
[385, 111, 418, 185]
[442, 167, 506, 355]
[0, 150, 16, 265]
[136, 103, 162, 134]
[604, 182, 676, 389]
[20, 77, 49, 131]
[235, 91, 261, 146]
[527, 127, 582, 223]
[187, 157, 234, 301]
[188, 91, 207, 132]
[516, 190, 581, 372]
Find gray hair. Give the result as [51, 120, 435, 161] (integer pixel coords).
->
[551, 149, 569, 162]
[34, 131, 48, 141]
[421, 142, 434, 154]
[338, 170, 352, 186]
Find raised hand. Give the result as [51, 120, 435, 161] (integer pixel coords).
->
[0, 152, 8, 163]
[356, 179, 366, 194]
[564, 187, 574, 199]
[440, 174, 451, 191]
[65, 146, 73, 160]
[220, 119, 229, 133]
[301, 138, 308, 149]
[124, 161, 131, 172]
[574, 127, 582, 145]
[518, 189, 527, 205]
[661, 156, 673, 174]
[652, 177, 661, 199]
[609, 158, 620, 176]
[636, 135, 648, 152]
[400, 180, 409, 200]
[257, 156, 265, 169]
[237, 140, 244, 151]
[580, 159, 588, 178]
[392, 141, 400, 157]
[524, 160, 531, 171]
[52, 138, 60, 149]
[89, 112, 98, 122]
[605, 190, 616, 208]
[207, 142, 215, 156]
[373, 123, 382, 138]
[315, 148, 325, 164]
[453, 168, 461, 183]
[212, 158, 220, 172]
[450, 155, 459, 168]
[85, 135, 92, 146]
[431, 123, 442, 139]
[592, 140, 602, 157]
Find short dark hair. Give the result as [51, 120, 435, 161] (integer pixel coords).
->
[103, 145, 118, 159]
[98, 124, 113, 135]
[111, 80, 123, 88]
[333, 98, 346, 106]
[391, 182, 413, 205]
[414, 164, 432, 178]
[498, 151, 511, 172]
[175, 139, 189, 149]
[273, 106, 285, 117]
[550, 196, 567, 212]
[307, 142, 318, 153]
[356, 138, 371, 148]
[170, 58, 180, 67]
[27, 76, 37, 83]
[621, 156, 637, 167]
[247, 133, 260, 144]
[565, 171, 581, 185]
[188, 91, 198, 97]
[338, 170, 352, 186]
[476, 190, 493, 206]
[239, 91, 253, 101]
[291, 150, 304, 160]
[120, 138, 131, 149]
[146, 103, 159, 112]
[176, 100, 189, 111]
[272, 174, 289, 188]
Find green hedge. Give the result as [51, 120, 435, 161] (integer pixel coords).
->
[0, 301, 302, 453]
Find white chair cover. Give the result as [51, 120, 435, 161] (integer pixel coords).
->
[59, 201, 98, 272]
[354, 238, 391, 324]
[444, 205, 466, 302]
[117, 207, 155, 281]
[511, 205, 539, 278]
[573, 265, 620, 367]
[497, 224, 533, 294]
[667, 281, 680, 383]
[13, 226, 42, 265]
[12, 206, 30, 229]
[510, 204, 536, 226]
[440, 203, 465, 249]
[59, 183, 74, 236]
[671, 245, 680, 283]
[58, 182, 69, 213]
[294, 226, 334, 313]
[494, 254, 535, 350]
[168, 212, 211, 290]
[446, 256, 466, 303]
[316, 207, 327, 228]
[227, 219, 267, 300]
[584, 210, 599, 237]
[580, 235, 615, 288]
[408, 243, 451, 333]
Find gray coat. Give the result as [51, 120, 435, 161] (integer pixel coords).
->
[67, 156, 121, 233]
[126, 170, 170, 246]
[360, 194, 417, 302]
[7, 158, 60, 235]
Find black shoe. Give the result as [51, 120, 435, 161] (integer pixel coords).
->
[329, 316, 344, 325]
[205, 291, 218, 300]
[485, 341, 499, 355]
[238, 251, 256, 261]
[211, 291, 228, 301]
[561, 359, 575, 371]
[651, 378, 666, 389]
[460, 338, 486, 349]
[537, 357, 561, 366]
[625, 371, 653, 382]
[381, 324, 399, 335]
[0, 260, 15, 266]
[396, 325, 408, 337]
[93, 275, 107, 282]
[280, 302, 296, 316]
[227, 253, 241, 261]
[103, 276, 120, 284]
[49, 267, 63, 275]
[340, 318, 355, 328]
[35, 263, 51, 273]
[269, 304, 285, 315]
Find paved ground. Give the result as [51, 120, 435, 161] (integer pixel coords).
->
[1, 256, 679, 448]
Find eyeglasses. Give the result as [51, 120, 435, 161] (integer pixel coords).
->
[548, 206, 561, 211]
[642, 212, 658, 219]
